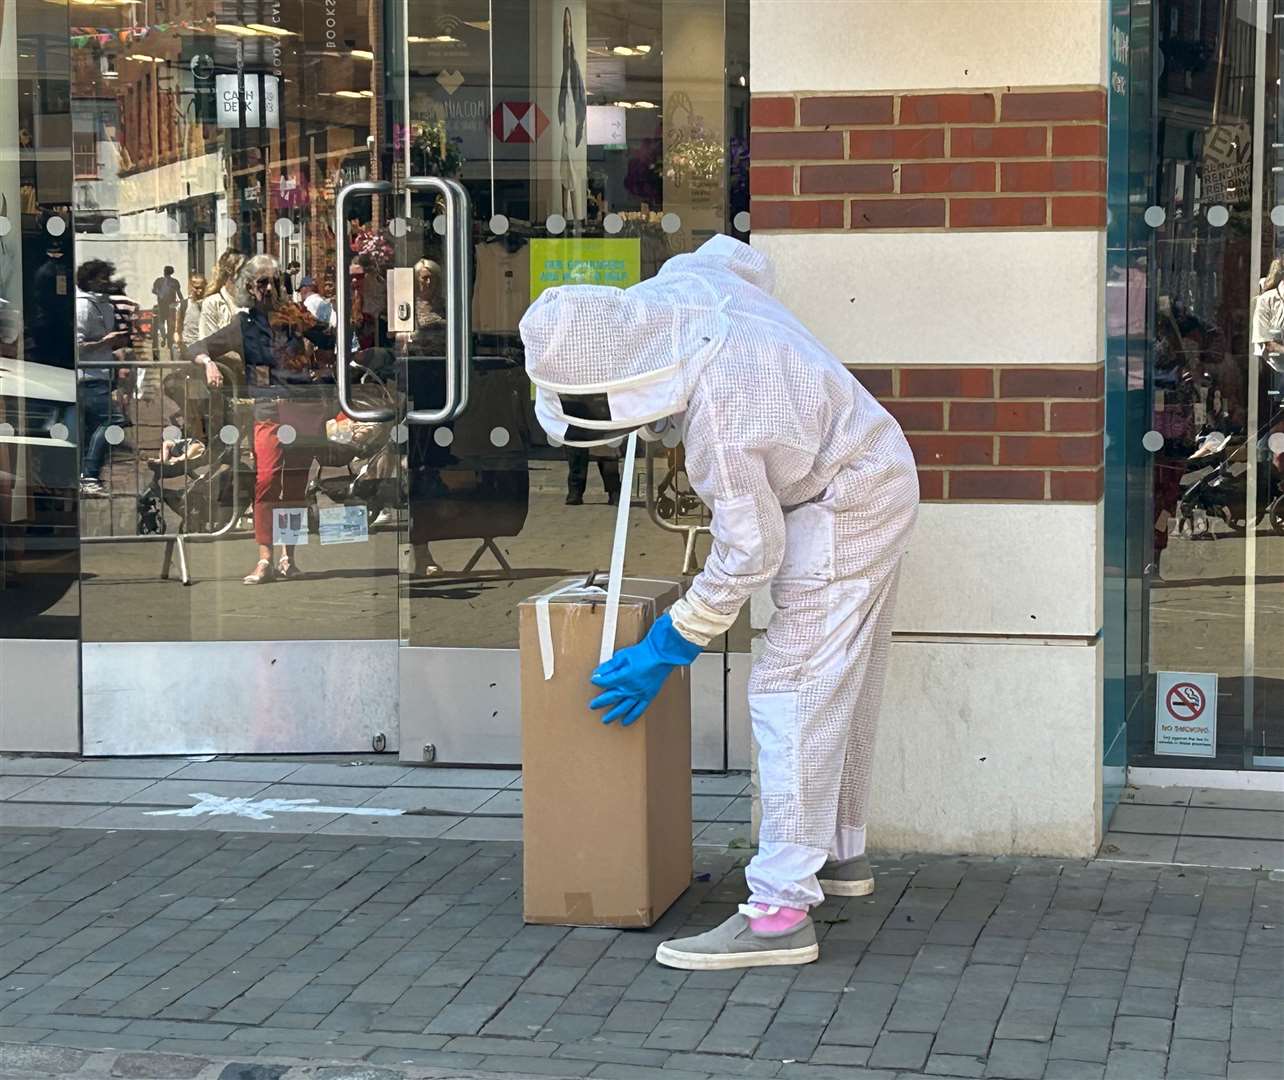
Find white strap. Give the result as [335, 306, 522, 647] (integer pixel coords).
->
[600, 431, 639, 664]
[536, 581, 603, 681]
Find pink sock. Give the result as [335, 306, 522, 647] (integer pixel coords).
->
[746, 905, 808, 932]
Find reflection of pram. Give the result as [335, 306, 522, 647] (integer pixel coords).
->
[136, 436, 253, 536]
[304, 363, 399, 532]
[1178, 404, 1284, 538]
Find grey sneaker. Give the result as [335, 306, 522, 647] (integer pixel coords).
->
[818, 855, 875, 897]
[655, 907, 818, 971]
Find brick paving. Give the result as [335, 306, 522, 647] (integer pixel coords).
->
[0, 828, 1281, 1079]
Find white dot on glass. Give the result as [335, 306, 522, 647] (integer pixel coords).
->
[219, 424, 240, 446]
[545, 213, 566, 236]
[1141, 430, 1165, 453]
[277, 424, 297, 446]
[162, 425, 182, 442]
[603, 213, 623, 235]
[661, 426, 682, 449]
[46, 217, 66, 237]
[100, 217, 119, 235]
[49, 422, 69, 441]
[433, 427, 454, 447]
[733, 211, 751, 233]
[1207, 205, 1229, 228]
[0, 422, 15, 437]
[432, 215, 447, 237]
[104, 424, 125, 446]
[274, 218, 294, 238]
[489, 426, 510, 448]
[0, 217, 10, 238]
[1270, 433, 1284, 455]
[661, 213, 681, 234]
[388, 217, 408, 238]
[1143, 206, 1166, 228]
[489, 214, 509, 236]
[1273, 206, 1284, 228]
[394, 422, 408, 445]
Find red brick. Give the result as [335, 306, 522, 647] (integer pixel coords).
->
[848, 128, 945, 159]
[850, 367, 894, 397]
[1000, 367, 1101, 398]
[900, 93, 996, 125]
[1050, 469, 1104, 501]
[1001, 160, 1106, 193]
[751, 130, 845, 161]
[1000, 435, 1102, 467]
[901, 162, 995, 194]
[799, 95, 894, 127]
[886, 400, 945, 431]
[907, 434, 995, 466]
[950, 401, 1046, 432]
[800, 164, 894, 195]
[950, 197, 1047, 228]
[1050, 401, 1105, 431]
[1052, 196, 1107, 227]
[917, 470, 945, 500]
[950, 126, 1047, 157]
[750, 166, 794, 197]
[948, 470, 1046, 500]
[901, 367, 995, 398]
[751, 96, 796, 128]
[1002, 90, 1106, 122]
[750, 198, 844, 230]
[1051, 124, 1107, 157]
[850, 199, 946, 229]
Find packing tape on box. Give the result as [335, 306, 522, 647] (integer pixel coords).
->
[534, 580, 660, 681]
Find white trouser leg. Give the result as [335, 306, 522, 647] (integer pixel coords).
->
[744, 482, 915, 911]
[831, 567, 900, 861]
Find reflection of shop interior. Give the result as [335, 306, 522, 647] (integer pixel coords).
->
[1135, 0, 1280, 766]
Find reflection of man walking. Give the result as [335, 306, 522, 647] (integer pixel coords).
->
[152, 265, 183, 351]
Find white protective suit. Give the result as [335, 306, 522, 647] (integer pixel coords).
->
[519, 235, 919, 909]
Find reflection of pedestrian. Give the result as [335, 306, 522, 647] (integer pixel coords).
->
[181, 274, 206, 346]
[30, 247, 72, 366]
[198, 249, 246, 339]
[75, 259, 130, 498]
[565, 446, 620, 505]
[151, 265, 183, 351]
[186, 255, 335, 584]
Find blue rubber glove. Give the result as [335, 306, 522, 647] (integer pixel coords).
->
[589, 612, 702, 726]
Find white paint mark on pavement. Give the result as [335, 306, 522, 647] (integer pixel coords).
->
[144, 793, 404, 820]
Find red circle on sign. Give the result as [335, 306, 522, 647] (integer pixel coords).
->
[1166, 682, 1206, 722]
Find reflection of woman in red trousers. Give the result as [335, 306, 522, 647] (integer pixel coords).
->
[185, 255, 335, 584]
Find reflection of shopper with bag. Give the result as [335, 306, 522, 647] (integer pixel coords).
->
[186, 255, 335, 585]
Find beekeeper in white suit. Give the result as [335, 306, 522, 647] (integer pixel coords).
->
[519, 235, 918, 970]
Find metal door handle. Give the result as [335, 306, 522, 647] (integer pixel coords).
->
[404, 175, 472, 423]
[333, 177, 472, 425]
[335, 179, 394, 422]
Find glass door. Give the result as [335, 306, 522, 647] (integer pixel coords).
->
[66, 0, 747, 761]
[371, 0, 749, 765]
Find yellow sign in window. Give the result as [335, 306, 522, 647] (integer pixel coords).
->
[529, 238, 641, 300]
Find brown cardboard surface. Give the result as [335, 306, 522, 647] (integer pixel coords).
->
[520, 578, 693, 927]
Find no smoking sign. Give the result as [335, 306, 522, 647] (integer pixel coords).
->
[1155, 671, 1217, 758]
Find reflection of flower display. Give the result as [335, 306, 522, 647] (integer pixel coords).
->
[657, 92, 724, 191]
[728, 136, 749, 205]
[349, 224, 393, 271]
[394, 119, 465, 178]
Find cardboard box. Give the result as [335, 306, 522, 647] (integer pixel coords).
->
[520, 577, 693, 927]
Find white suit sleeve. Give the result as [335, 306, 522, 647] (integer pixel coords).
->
[669, 441, 786, 646]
